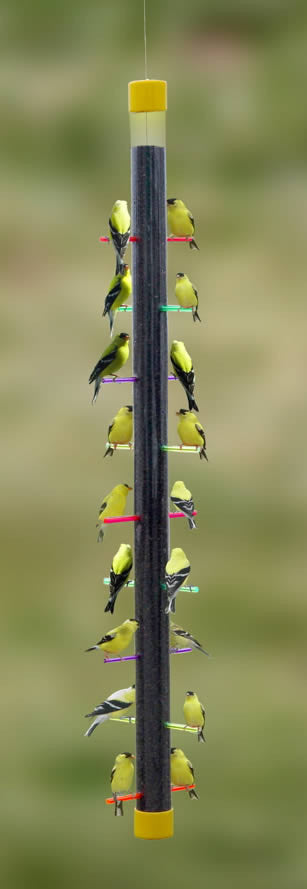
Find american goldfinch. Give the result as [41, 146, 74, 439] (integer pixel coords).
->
[170, 340, 198, 413]
[89, 332, 130, 404]
[86, 618, 139, 656]
[110, 752, 135, 816]
[109, 200, 131, 273]
[175, 272, 201, 322]
[102, 265, 132, 336]
[104, 543, 133, 614]
[170, 748, 198, 799]
[170, 622, 209, 656]
[176, 409, 208, 461]
[165, 547, 191, 614]
[170, 480, 196, 530]
[167, 199, 199, 250]
[104, 405, 133, 458]
[96, 483, 132, 542]
[84, 684, 135, 737]
[183, 691, 206, 743]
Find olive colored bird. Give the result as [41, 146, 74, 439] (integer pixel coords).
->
[170, 622, 209, 656]
[89, 333, 130, 404]
[104, 405, 133, 458]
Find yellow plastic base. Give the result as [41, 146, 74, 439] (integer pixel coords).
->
[128, 80, 167, 113]
[134, 808, 174, 840]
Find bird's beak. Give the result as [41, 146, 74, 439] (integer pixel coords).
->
[124, 334, 130, 340]
[131, 754, 135, 759]
[176, 410, 180, 416]
[127, 485, 133, 490]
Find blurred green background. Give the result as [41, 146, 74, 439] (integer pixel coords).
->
[1, 1, 307, 887]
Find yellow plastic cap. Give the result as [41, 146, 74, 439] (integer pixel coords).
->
[134, 808, 174, 840]
[129, 80, 167, 113]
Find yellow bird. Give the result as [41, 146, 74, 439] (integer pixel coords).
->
[102, 265, 132, 336]
[104, 543, 133, 614]
[170, 480, 196, 530]
[167, 199, 199, 250]
[183, 691, 206, 743]
[170, 748, 198, 799]
[170, 622, 209, 656]
[110, 752, 135, 816]
[170, 340, 198, 412]
[89, 332, 130, 404]
[109, 199, 131, 273]
[176, 409, 208, 461]
[84, 685, 135, 737]
[104, 405, 133, 458]
[164, 547, 191, 614]
[85, 618, 139, 657]
[96, 483, 132, 542]
[175, 272, 201, 322]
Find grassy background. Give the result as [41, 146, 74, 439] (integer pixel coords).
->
[1, 1, 307, 887]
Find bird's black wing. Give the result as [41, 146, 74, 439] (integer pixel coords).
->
[99, 499, 107, 514]
[109, 218, 130, 259]
[110, 565, 132, 597]
[165, 565, 190, 593]
[89, 344, 118, 383]
[103, 279, 122, 316]
[195, 424, 206, 446]
[96, 631, 116, 646]
[86, 699, 131, 718]
[188, 212, 195, 231]
[171, 496, 195, 519]
[188, 760, 195, 780]
[110, 765, 116, 782]
[192, 285, 198, 299]
[107, 422, 114, 440]
[170, 356, 195, 393]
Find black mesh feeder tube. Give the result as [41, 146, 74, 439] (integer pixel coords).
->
[129, 79, 173, 840]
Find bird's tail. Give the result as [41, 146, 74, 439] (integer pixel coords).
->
[91, 379, 101, 405]
[188, 517, 197, 530]
[97, 525, 104, 543]
[187, 392, 199, 412]
[200, 448, 208, 462]
[198, 728, 206, 743]
[84, 719, 100, 737]
[104, 595, 115, 615]
[114, 794, 123, 816]
[170, 597, 176, 614]
[116, 255, 124, 275]
[189, 238, 199, 251]
[108, 311, 115, 337]
[103, 444, 114, 458]
[192, 307, 201, 322]
[188, 787, 199, 800]
[164, 601, 171, 615]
